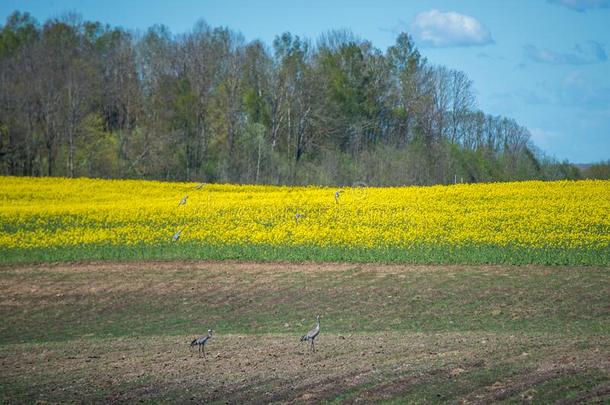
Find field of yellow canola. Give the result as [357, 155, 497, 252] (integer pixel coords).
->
[0, 176, 609, 250]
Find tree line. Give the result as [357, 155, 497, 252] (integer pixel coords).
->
[1, 11, 602, 185]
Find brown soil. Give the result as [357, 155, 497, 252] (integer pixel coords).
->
[0, 261, 608, 403]
[2, 332, 608, 403]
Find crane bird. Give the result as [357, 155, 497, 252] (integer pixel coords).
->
[193, 182, 205, 190]
[178, 195, 189, 206]
[190, 329, 213, 358]
[300, 315, 320, 352]
[295, 212, 305, 225]
[334, 190, 344, 204]
[172, 227, 184, 242]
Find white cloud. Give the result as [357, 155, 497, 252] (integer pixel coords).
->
[524, 42, 607, 65]
[547, 0, 610, 11]
[410, 10, 493, 47]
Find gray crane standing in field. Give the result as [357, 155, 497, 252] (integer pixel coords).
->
[334, 190, 344, 204]
[191, 329, 213, 358]
[193, 182, 205, 190]
[295, 212, 305, 225]
[178, 195, 189, 206]
[172, 226, 187, 242]
[300, 315, 320, 352]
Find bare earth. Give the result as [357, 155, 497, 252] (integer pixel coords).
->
[0, 261, 608, 403]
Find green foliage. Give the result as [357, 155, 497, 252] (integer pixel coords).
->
[1, 243, 608, 266]
[542, 159, 583, 180]
[0, 12, 584, 185]
[583, 160, 610, 179]
[0, 11, 39, 58]
[78, 114, 119, 177]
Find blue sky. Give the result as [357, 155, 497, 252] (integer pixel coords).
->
[2, 0, 609, 163]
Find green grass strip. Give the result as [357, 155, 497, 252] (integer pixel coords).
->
[1, 243, 609, 266]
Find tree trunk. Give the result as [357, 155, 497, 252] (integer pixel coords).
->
[184, 125, 190, 181]
[68, 127, 75, 177]
[255, 135, 262, 183]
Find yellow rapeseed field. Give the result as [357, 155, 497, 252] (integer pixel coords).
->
[0, 176, 609, 250]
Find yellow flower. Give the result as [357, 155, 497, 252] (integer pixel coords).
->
[0, 177, 608, 250]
